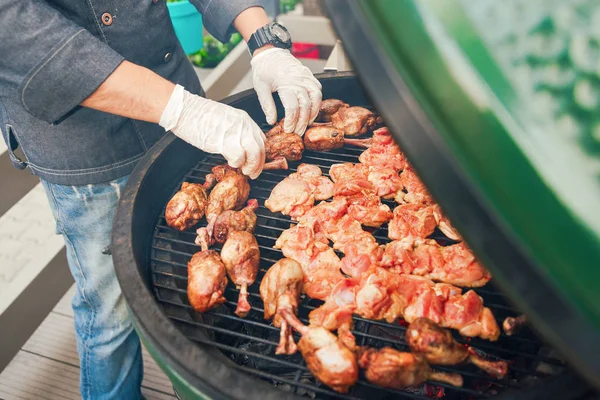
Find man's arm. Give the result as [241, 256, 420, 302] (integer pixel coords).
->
[0, 1, 125, 124]
[81, 61, 174, 124]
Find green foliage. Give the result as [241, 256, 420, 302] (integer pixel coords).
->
[187, 33, 243, 68]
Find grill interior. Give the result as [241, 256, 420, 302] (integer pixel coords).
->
[149, 130, 566, 399]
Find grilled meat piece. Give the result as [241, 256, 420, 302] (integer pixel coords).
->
[266, 132, 305, 161]
[308, 279, 357, 350]
[310, 267, 500, 341]
[205, 167, 251, 239]
[281, 309, 359, 393]
[274, 223, 344, 301]
[165, 176, 216, 231]
[220, 231, 260, 317]
[317, 99, 349, 122]
[331, 106, 382, 136]
[388, 203, 439, 242]
[407, 318, 508, 378]
[212, 199, 259, 244]
[303, 126, 372, 152]
[260, 258, 304, 355]
[265, 164, 334, 219]
[345, 194, 393, 228]
[396, 163, 435, 205]
[503, 314, 527, 336]
[382, 240, 491, 288]
[265, 119, 304, 161]
[358, 347, 463, 389]
[358, 127, 407, 171]
[187, 229, 228, 313]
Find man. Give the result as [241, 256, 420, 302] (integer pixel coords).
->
[0, 1, 321, 398]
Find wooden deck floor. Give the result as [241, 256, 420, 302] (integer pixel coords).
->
[0, 286, 177, 400]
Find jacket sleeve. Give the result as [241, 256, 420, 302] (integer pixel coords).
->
[0, 1, 124, 124]
[189, 0, 267, 43]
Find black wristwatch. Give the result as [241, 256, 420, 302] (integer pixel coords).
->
[247, 22, 292, 55]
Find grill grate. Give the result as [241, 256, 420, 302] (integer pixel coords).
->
[150, 139, 565, 399]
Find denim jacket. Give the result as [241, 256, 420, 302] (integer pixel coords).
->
[0, 0, 265, 185]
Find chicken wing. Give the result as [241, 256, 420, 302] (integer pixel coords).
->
[406, 318, 508, 378]
[165, 176, 216, 231]
[304, 125, 371, 152]
[260, 258, 303, 355]
[220, 231, 260, 317]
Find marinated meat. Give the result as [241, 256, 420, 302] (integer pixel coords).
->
[388, 203, 439, 243]
[358, 347, 463, 389]
[345, 194, 393, 228]
[407, 318, 508, 378]
[503, 314, 527, 336]
[381, 240, 491, 288]
[358, 127, 407, 171]
[396, 164, 434, 205]
[187, 229, 228, 313]
[212, 199, 259, 244]
[220, 231, 260, 317]
[260, 258, 304, 355]
[331, 106, 382, 136]
[304, 125, 371, 152]
[205, 166, 251, 239]
[265, 164, 334, 219]
[266, 131, 304, 161]
[310, 267, 500, 341]
[281, 309, 359, 393]
[165, 176, 216, 231]
[317, 99, 349, 122]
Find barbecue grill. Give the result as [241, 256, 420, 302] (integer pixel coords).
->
[112, 1, 600, 398]
[112, 73, 595, 399]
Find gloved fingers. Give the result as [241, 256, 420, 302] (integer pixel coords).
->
[254, 79, 278, 125]
[240, 125, 265, 179]
[279, 88, 300, 134]
[222, 126, 246, 169]
[307, 85, 322, 125]
[294, 88, 311, 136]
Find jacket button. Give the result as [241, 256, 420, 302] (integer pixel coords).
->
[164, 52, 173, 63]
[101, 13, 113, 26]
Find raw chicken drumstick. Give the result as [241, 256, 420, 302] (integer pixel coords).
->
[280, 308, 359, 393]
[260, 258, 303, 355]
[212, 199, 259, 245]
[358, 347, 463, 389]
[220, 231, 260, 317]
[303, 125, 371, 152]
[407, 318, 508, 378]
[187, 229, 228, 313]
[165, 175, 216, 231]
[331, 106, 382, 136]
[316, 99, 349, 122]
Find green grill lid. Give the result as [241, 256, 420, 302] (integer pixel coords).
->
[324, 0, 600, 387]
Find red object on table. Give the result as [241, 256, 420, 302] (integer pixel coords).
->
[292, 43, 319, 59]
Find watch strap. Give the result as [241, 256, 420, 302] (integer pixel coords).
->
[248, 26, 269, 55]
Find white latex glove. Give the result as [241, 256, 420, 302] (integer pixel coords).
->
[159, 85, 266, 179]
[251, 47, 322, 136]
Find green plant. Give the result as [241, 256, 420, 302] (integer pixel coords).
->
[280, 0, 301, 13]
[187, 33, 243, 68]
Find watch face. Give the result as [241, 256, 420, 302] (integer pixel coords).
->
[269, 23, 291, 43]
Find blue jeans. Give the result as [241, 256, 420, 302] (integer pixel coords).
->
[41, 175, 143, 400]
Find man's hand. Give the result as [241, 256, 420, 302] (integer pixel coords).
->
[251, 48, 322, 136]
[160, 85, 266, 179]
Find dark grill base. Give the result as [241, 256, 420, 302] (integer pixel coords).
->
[150, 144, 565, 399]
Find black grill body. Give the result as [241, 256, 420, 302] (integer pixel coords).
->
[112, 73, 588, 400]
